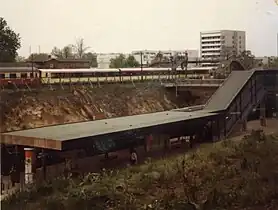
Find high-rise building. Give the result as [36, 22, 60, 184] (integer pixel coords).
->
[200, 30, 246, 66]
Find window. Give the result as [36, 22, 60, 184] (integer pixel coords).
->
[10, 73, 16, 78]
[21, 73, 27, 78]
[0, 74, 5, 78]
[49, 64, 54, 68]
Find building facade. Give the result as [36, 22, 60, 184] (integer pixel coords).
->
[131, 50, 199, 66]
[200, 30, 246, 66]
[96, 53, 124, 69]
[27, 57, 91, 69]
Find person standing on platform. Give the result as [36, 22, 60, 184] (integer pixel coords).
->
[130, 148, 138, 165]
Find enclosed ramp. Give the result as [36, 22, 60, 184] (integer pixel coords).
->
[204, 70, 255, 111]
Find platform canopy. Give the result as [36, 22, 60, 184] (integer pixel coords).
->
[0, 110, 217, 150]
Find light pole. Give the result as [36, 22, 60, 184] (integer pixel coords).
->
[140, 51, 143, 82]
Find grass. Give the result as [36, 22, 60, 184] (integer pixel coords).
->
[2, 131, 278, 210]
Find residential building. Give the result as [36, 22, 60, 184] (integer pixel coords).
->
[200, 30, 246, 67]
[256, 56, 278, 67]
[131, 49, 199, 66]
[132, 50, 157, 66]
[96, 53, 124, 69]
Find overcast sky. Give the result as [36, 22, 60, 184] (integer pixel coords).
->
[1, 0, 278, 57]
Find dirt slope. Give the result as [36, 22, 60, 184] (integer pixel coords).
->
[0, 84, 215, 132]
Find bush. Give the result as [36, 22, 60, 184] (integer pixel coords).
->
[3, 133, 278, 209]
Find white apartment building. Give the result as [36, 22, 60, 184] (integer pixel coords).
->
[131, 49, 199, 66]
[97, 53, 128, 68]
[200, 30, 246, 67]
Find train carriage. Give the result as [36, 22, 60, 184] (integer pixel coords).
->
[0, 67, 40, 88]
[0, 66, 213, 89]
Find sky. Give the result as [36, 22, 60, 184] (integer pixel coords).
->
[1, 0, 278, 57]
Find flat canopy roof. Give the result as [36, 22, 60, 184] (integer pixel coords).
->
[0, 110, 217, 150]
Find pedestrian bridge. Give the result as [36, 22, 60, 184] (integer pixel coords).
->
[161, 78, 225, 88]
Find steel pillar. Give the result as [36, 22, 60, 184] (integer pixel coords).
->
[260, 99, 267, 127]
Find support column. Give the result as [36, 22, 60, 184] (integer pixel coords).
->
[217, 119, 221, 141]
[11, 146, 21, 187]
[24, 148, 36, 185]
[223, 116, 227, 139]
[242, 118, 247, 132]
[144, 134, 153, 152]
[260, 100, 266, 127]
[41, 149, 46, 180]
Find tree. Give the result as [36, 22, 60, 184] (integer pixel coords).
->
[74, 38, 90, 58]
[109, 54, 126, 68]
[237, 50, 256, 69]
[15, 55, 26, 62]
[28, 53, 49, 61]
[51, 46, 63, 58]
[125, 55, 140, 67]
[0, 17, 21, 62]
[51, 45, 74, 59]
[62, 45, 74, 58]
[83, 52, 97, 67]
[109, 54, 139, 68]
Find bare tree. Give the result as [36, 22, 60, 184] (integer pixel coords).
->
[74, 38, 90, 58]
[51, 47, 63, 58]
[62, 45, 74, 58]
[51, 45, 74, 59]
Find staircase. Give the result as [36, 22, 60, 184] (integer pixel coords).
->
[204, 70, 266, 137]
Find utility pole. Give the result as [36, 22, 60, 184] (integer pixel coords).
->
[140, 51, 143, 82]
[31, 53, 34, 77]
[29, 46, 34, 77]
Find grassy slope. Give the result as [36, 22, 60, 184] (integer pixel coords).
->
[2, 132, 278, 210]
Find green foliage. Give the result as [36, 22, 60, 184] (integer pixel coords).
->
[51, 45, 75, 59]
[28, 53, 50, 61]
[15, 55, 26, 62]
[3, 132, 278, 209]
[0, 17, 21, 62]
[83, 52, 97, 67]
[110, 54, 140, 68]
[237, 50, 256, 69]
[50, 38, 97, 67]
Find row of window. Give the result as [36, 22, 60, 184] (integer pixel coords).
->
[201, 41, 221, 45]
[49, 71, 178, 78]
[201, 36, 221, 40]
[202, 55, 220, 59]
[202, 46, 221, 49]
[0, 73, 38, 79]
[202, 50, 221, 54]
[202, 35, 242, 40]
